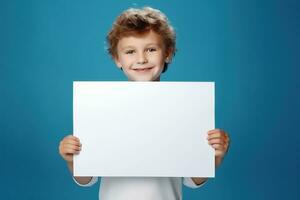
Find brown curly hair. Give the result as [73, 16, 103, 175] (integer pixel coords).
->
[106, 7, 176, 73]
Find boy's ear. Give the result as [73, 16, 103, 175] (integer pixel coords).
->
[114, 56, 122, 69]
[167, 47, 173, 57]
[165, 48, 173, 62]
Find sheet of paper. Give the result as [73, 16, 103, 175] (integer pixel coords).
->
[73, 81, 215, 177]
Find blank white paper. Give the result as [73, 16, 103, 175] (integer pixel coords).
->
[73, 81, 215, 177]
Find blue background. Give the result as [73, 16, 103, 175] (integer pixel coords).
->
[1, 0, 299, 199]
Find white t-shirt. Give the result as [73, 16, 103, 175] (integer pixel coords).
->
[73, 176, 206, 200]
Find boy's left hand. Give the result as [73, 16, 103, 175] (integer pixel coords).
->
[207, 129, 230, 168]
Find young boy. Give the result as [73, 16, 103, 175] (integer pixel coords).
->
[59, 7, 230, 200]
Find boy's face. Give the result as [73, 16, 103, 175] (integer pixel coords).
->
[114, 30, 169, 81]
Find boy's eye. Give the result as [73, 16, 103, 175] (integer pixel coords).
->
[125, 50, 135, 54]
[146, 48, 157, 52]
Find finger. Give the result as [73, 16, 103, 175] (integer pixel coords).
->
[207, 132, 226, 140]
[211, 144, 225, 150]
[62, 136, 81, 145]
[207, 129, 224, 134]
[65, 143, 81, 150]
[208, 138, 225, 145]
[64, 135, 80, 142]
[63, 148, 80, 155]
[62, 143, 81, 152]
[63, 139, 82, 147]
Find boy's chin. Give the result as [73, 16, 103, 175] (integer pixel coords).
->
[128, 76, 160, 82]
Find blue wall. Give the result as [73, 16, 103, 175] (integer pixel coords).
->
[1, 0, 299, 199]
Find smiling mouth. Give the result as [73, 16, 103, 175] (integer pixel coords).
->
[133, 67, 154, 72]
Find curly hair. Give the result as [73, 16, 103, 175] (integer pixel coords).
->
[106, 7, 176, 73]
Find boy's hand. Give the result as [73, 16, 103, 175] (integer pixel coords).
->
[207, 129, 230, 168]
[59, 135, 82, 163]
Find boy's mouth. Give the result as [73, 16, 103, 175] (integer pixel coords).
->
[133, 66, 154, 72]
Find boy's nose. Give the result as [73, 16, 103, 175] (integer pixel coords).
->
[137, 52, 148, 64]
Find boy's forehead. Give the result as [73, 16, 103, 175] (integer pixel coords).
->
[117, 30, 164, 49]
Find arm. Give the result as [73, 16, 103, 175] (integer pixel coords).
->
[59, 135, 93, 185]
[192, 129, 230, 185]
[191, 177, 208, 185]
[67, 161, 93, 185]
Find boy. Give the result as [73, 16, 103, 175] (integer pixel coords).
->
[59, 7, 230, 200]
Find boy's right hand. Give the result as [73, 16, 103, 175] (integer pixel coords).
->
[59, 135, 82, 163]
